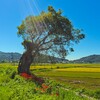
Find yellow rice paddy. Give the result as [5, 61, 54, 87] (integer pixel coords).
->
[56, 68, 100, 72]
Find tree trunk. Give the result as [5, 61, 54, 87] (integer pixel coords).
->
[18, 51, 33, 74]
[17, 49, 44, 84]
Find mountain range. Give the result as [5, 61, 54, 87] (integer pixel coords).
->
[72, 54, 100, 63]
[0, 51, 21, 62]
[0, 51, 100, 63]
[0, 51, 68, 63]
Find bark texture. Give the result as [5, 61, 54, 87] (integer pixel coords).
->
[18, 51, 33, 74]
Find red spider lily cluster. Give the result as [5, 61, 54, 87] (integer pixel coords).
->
[51, 93, 59, 96]
[20, 73, 59, 96]
[56, 92, 59, 96]
[20, 72, 44, 84]
[20, 73, 33, 79]
[42, 83, 49, 89]
[35, 83, 50, 93]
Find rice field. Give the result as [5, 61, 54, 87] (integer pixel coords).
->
[56, 68, 100, 72]
[32, 64, 100, 94]
[1, 63, 100, 69]
[30, 63, 100, 69]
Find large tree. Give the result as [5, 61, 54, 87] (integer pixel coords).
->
[17, 6, 85, 74]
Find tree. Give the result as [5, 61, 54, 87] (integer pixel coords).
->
[17, 6, 85, 74]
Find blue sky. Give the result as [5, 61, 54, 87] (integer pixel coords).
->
[0, 0, 100, 60]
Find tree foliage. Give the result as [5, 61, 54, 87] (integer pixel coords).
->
[17, 6, 85, 58]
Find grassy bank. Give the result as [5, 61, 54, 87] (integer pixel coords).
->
[0, 67, 88, 100]
[0, 63, 100, 99]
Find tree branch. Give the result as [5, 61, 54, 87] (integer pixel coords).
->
[39, 39, 53, 47]
[38, 34, 50, 45]
[39, 45, 52, 51]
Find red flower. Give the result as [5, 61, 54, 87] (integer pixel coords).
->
[42, 83, 49, 89]
[20, 73, 44, 84]
[20, 73, 32, 79]
[56, 93, 59, 96]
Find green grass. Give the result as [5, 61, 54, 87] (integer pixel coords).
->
[0, 66, 88, 100]
[0, 63, 100, 99]
[32, 68, 100, 99]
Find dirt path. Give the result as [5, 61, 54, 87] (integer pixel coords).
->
[57, 86, 97, 100]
